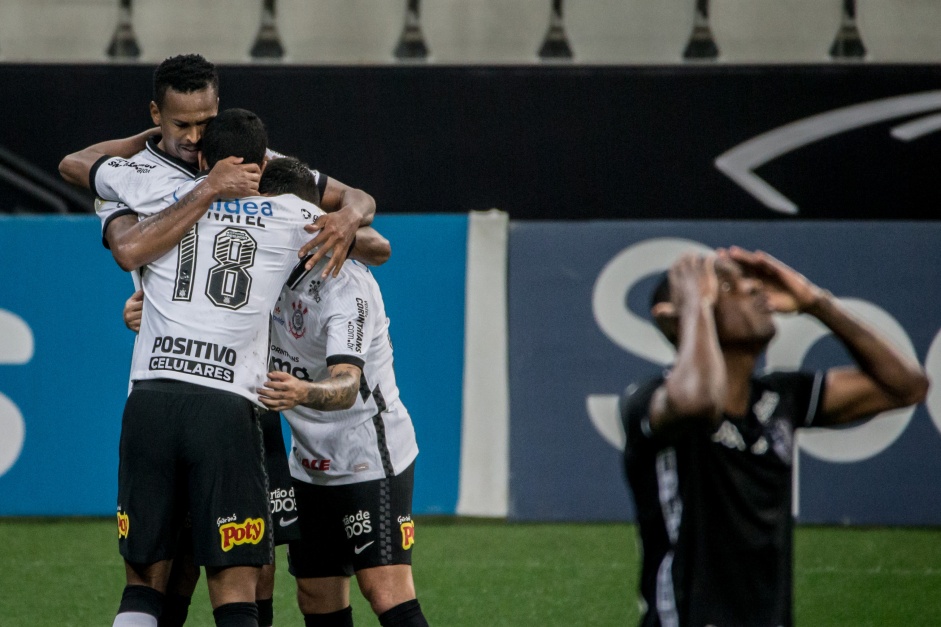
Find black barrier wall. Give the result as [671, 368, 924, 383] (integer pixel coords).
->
[2, 63, 940, 219]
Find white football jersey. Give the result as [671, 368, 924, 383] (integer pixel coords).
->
[269, 260, 418, 486]
[92, 139, 323, 245]
[131, 177, 324, 404]
[92, 137, 199, 219]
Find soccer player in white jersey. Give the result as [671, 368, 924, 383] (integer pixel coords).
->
[59, 54, 379, 627]
[109, 108, 328, 627]
[253, 162, 430, 627]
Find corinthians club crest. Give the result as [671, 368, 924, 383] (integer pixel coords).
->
[290, 301, 308, 339]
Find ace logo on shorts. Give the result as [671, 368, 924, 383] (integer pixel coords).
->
[219, 517, 265, 552]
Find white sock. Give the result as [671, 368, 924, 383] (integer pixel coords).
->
[112, 611, 158, 627]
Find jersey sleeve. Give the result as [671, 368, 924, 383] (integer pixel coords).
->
[90, 155, 162, 209]
[319, 273, 372, 370]
[763, 370, 826, 428]
[620, 377, 666, 453]
[94, 197, 136, 249]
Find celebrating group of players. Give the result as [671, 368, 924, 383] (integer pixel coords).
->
[59, 54, 428, 627]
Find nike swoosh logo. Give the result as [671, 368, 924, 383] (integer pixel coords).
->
[279, 516, 298, 527]
[354, 541, 374, 554]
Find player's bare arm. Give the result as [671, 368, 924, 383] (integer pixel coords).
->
[106, 156, 261, 271]
[649, 253, 727, 435]
[58, 128, 161, 188]
[123, 290, 144, 332]
[258, 364, 362, 412]
[298, 177, 377, 276]
[349, 226, 391, 266]
[726, 246, 930, 426]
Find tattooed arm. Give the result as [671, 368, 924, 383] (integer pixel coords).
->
[106, 156, 260, 271]
[258, 364, 362, 412]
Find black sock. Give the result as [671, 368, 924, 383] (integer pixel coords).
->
[378, 599, 428, 627]
[158, 593, 192, 627]
[118, 585, 165, 618]
[213, 601, 258, 627]
[256, 598, 273, 627]
[304, 606, 353, 627]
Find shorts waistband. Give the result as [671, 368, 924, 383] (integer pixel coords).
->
[133, 378, 232, 397]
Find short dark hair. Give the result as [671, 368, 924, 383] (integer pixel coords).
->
[153, 54, 219, 108]
[201, 108, 268, 169]
[259, 158, 321, 204]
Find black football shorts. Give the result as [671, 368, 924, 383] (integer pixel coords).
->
[259, 410, 302, 545]
[117, 379, 273, 568]
[287, 462, 416, 578]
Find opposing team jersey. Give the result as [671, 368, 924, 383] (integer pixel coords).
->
[621, 370, 825, 627]
[269, 259, 418, 486]
[130, 177, 324, 404]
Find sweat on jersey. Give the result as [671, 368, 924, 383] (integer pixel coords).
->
[269, 259, 418, 486]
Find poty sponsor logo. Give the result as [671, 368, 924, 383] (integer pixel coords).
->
[219, 518, 265, 552]
[117, 511, 129, 539]
[343, 510, 372, 538]
[401, 520, 415, 550]
[217, 513, 237, 527]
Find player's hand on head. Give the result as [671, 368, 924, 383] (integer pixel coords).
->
[123, 289, 144, 333]
[298, 209, 358, 278]
[722, 246, 824, 314]
[205, 156, 261, 199]
[670, 252, 719, 309]
[258, 370, 309, 412]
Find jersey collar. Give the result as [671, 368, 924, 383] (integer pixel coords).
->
[145, 136, 200, 178]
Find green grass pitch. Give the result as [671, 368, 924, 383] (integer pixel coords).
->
[1, 518, 940, 626]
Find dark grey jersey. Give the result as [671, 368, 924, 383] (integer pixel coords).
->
[621, 370, 825, 627]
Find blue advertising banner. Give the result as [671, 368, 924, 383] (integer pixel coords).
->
[0, 215, 466, 516]
[508, 221, 941, 525]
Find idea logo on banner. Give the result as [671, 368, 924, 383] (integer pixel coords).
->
[588, 237, 941, 464]
[0, 309, 32, 477]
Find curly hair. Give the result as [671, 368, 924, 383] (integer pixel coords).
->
[153, 54, 219, 108]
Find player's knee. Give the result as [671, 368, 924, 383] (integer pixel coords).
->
[359, 583, 415, 616]
[297, 582, 344, 614]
